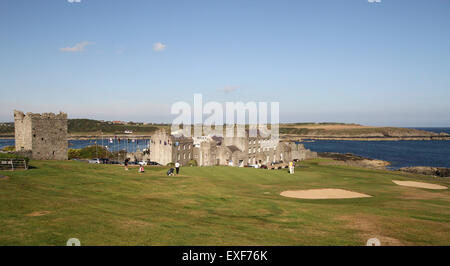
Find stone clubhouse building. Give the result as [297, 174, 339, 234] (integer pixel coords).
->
[149, 127, 317, 167]
[11, 110, 316, 166]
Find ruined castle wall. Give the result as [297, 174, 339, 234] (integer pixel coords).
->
[196, 141, 218, 166]
[216, 146, 233, 166]
[31, 113, 68, 160]
[149, 130, 194, 166]
[150, 130, 173, 166]
[14, 111, 68, 160]
[289, 142, 317, 161]
[14, 111, 32, 151]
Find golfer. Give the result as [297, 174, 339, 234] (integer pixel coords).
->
[124, 158, 130, 171]
[175, 162, 180, 175]
[289, 161, 294, 174]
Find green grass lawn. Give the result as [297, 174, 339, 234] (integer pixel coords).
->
[0, 159, 449, 246]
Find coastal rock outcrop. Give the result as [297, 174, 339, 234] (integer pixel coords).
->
[318, 152, 390, 170]
[398, 167, 450, 178]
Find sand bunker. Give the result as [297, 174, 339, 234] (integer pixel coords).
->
[280, 189, 372, 199]
[392, 180, 447, 190]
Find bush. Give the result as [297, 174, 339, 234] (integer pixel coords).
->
[68, 149, 81, 160]
[68, 119, 158, 133]
[187, 160, 198, 167]
[166, 162, 175, 167]
[1, 145, 15, 152]
[68, 146, 113, 159]
[80, 146, 111, 159]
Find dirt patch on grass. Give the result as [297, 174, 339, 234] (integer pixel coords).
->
[280, 189, 372, 199]
[25, 211, 52, 217]
[0, 175, 9, 180]
[393, 180, 447, 190]
[339, 215, 405, 246]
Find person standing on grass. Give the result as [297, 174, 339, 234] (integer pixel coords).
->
[289, 161, 294, 174]
[175, 162, 180, 175]
[124, 158, 130, 171]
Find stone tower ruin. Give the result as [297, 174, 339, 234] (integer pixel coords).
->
[14, 110, 68, 160]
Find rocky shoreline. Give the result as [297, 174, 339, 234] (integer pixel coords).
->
[318, 152, 391, 170]
[283, 135, 450, 141]
[318, 152, 450, 177]
[397, 166, 450, 178]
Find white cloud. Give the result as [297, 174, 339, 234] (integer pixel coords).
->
[153, 42, 166, 52]
[219, 86, 239, 93]
[60, 41, 94, 52]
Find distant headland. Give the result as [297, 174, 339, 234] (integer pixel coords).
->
[1, 120, 449, 141]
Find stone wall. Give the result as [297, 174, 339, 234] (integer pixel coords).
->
[171, 136, 194, 166]
[14, 111, 33, 151]
[289, 142, 317, 161]
[149, 130, 174, 166]
[14, 110, 68, 160]
[197, 141, 219, 166]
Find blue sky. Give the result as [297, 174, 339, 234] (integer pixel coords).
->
[1, 0, 450, 126]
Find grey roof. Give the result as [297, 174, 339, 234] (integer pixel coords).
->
[211, 136, 223, 142]
[226, 145, 241, 153]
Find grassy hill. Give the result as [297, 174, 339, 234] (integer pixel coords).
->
[1, 120, 444, 139]
[0, 123, 13, 135]
[279, 123, 445, 139]
[1, 120, 447, 141]
[68, 119, 163, 135]
[0, 159, 449, 245]
[0, 119, 166, 136]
